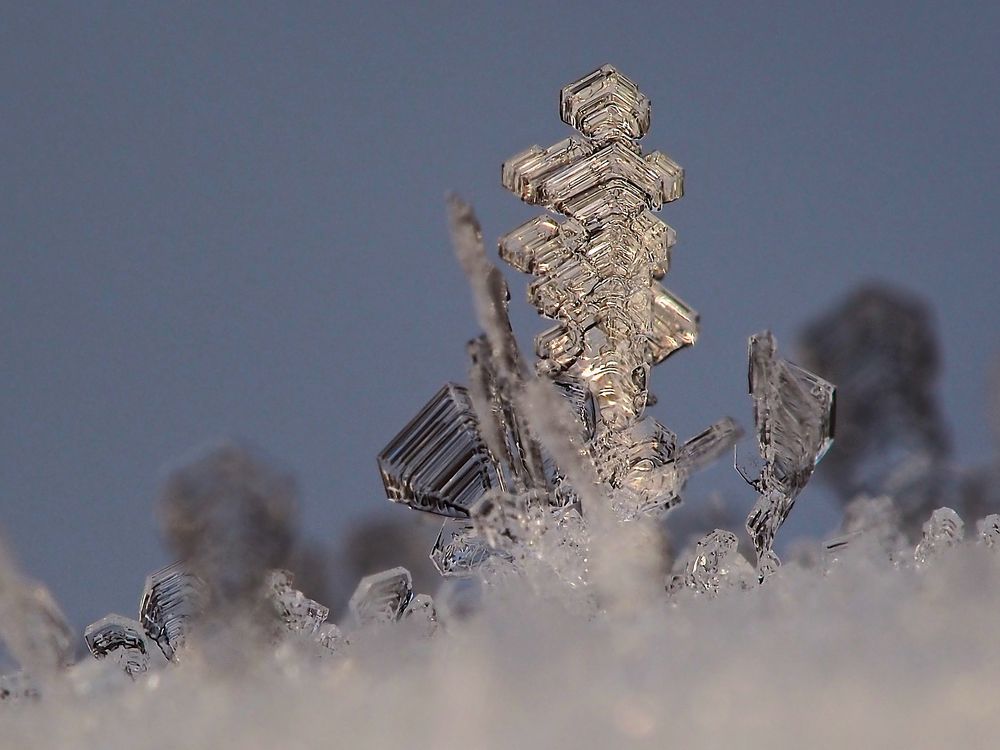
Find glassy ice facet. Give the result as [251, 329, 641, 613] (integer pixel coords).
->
[978, 514, 1000, 548]
[139, 562, 207, 661]
[649, 283, 698, 363]
[430, 519, 496, 577]
[671, 529, 754, 595]
[83, 614, 149, 678]
[914, 507, 964, 565]
[316, 623, 345, 653]
[348, 567, 414, 626]
[401, 593, 437, 636]
[265, 570, 329, 636]
[159, 443, 297, 606]
[741, 331, 835, 573]
[560, 65, 651, 142]
[379, 384, 502, 517]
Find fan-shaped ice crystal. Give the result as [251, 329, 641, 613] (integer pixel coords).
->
[740, 331, 835, 576]
[139, 562, 207, 661]
[83, 614, 149, 678]
[378, 384, 503, 517]
[914, 507, 964, 565]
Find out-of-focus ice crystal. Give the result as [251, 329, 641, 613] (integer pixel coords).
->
[83, 615, 149, 678]
[429, 519, 497, 577]
[401, 593, 438, 636]
[348, 567, 413, 626]
[798, 286, 951, 533]
[977, 514, 1000, 548]
[264, 570, 329, 636]
[0, 671, 38, 705]
[159, 443, 297, 608]
[739, 331, 835, 576]
[0, 541, 74, 679]
[914, 507, 964, 565]
[139, 562, 207, 661]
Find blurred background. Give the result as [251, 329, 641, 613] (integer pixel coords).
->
[2, 2, 998, 630]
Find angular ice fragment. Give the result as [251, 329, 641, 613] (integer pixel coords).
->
[139, 562, 207, 661]
[401, 593, 437, 636]
[560, 65, 650, 142]
[159, 443, 297, 606]
[430, 519, 495, 577]
[671, 529, 754, 595]
[914, 507, 964, 565]
[265, 570, 329, 636]
[83, 614, 149, 678]
[741, 331, 836, 574]
[649, 283, 698, 363]
[348, 567, 413, 626]
[978, 514, 1000, 548]
[677, 417, 743, 474]
[316, 622, 345, 653]
[378, 384, 502, 517]
[502, 138, 595, 204]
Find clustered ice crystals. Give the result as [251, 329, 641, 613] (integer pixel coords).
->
[0, 65, 991, 703]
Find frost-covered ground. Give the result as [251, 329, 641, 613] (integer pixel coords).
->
[2, 536, 998, 750]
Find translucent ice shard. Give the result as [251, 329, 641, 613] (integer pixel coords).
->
[159, 442, 297, 607]
[379, 384, 503, 517]
[264, 570, 329, 636]
[668, 529, 754, 596]
[316, 622, 346, 654]
[560, 64, 651, 142]
[83, 615, 149, 678]
[401, 593, 438, 636]
[0, 541, 74, 678]
[978, 514, 1000, 548]
[430, 519, 496, 577]
[914, 507, 964, 565]
[139, 562, 207, 661]
[798, 285, 951, 532]
[348, 567, 413, 626]
[740, 331, 836, 575]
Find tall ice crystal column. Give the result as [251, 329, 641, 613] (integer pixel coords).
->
[739, 331, 835, 577]
[499, 65, 737, 516]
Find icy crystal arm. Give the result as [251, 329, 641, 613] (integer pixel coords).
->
[264, 570, 329, 636]
[741, 331, 835, 575]
[84, 615, 149, 678]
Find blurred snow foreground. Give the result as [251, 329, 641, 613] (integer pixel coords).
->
[2, 66, 1000, 748]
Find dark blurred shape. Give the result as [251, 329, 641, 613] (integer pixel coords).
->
[158, 442, 297, 609]
[961, 360, 1000, 521]
[798, 284, 955, 535]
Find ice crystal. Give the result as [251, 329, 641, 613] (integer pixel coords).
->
[83, 615, 149, 678]
[739, 331, 835, 577]
[348, 567, 414, 626]
[667, 529, 753, 596]
[139, 562, 207, 661]
[265, 570, 329, 637]
[914, 507, 964, 565]
[977, 513, 1000, 547]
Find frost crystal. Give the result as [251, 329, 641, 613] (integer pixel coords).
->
[914, 507, 964, 565]
[265, 570, 329, 636]
[139, 562, 207, 661]
[83, 615, 149, 678]
[740, 331, 835, 576]
[348, 567, 414, 626]
[977, 514, 1000, 547]
[668, 529, 753, 596]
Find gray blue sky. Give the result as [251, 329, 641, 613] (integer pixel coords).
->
[2, 2, 998, 628]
